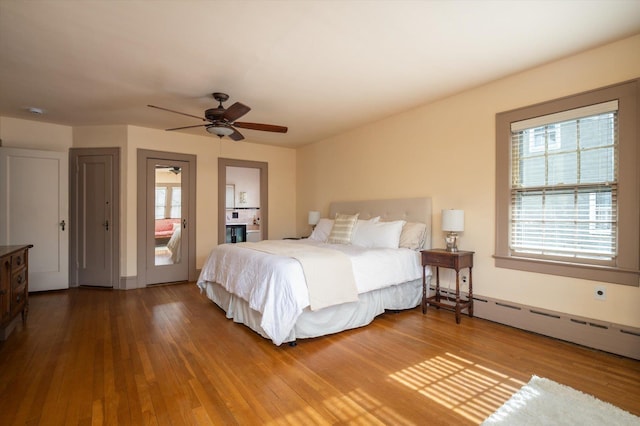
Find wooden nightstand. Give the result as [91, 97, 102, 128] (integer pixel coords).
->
[421, 249, 474, 324]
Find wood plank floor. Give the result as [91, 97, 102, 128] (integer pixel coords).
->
[1, 283, 638, 425]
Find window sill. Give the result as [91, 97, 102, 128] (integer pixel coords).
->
[493, 254, 640, 287]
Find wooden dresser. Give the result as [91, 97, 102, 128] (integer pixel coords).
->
[0, 244, 33, 340]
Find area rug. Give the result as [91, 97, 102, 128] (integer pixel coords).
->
[482, 375, 639, 425]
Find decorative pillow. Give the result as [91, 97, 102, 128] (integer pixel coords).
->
[327, 213, 360, 244]
[351, 220, 406, 249]
[351, 216, 380, 236]
[399, 222, 428, 250]
[308, 218, 334, 242]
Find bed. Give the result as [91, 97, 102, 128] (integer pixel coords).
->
[197, 197, 432, 345]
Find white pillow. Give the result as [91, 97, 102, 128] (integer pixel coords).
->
[327, 213, 360, 244]
[352, 216, 380, 235]
[308, 218, 333, 242]
[351, 220, 406, 249]
[399, 222, 428, 250]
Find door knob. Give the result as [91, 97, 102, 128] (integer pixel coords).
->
[60, 220, 66, 231]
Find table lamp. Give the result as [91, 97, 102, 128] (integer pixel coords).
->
[442, 209, 464, 252]
[308, 211, 320, 231]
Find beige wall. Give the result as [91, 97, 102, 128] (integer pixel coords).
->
[125, 126, 296, 276]
[1, 119, 296, 280]
[296, 34, 640, 327]
[0, 116, 73, 150]
[2, 34, 638, 325]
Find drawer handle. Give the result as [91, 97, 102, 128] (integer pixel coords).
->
[0, 289, 5, 295]
[17, 275, 23, 284]
[16, 257, 22, 266]
[16, 294, 21, 303]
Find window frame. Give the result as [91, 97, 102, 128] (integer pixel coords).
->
[495, 80, 639, 286]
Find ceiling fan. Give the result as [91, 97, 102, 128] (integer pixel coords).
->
[148, 92, 288, 141]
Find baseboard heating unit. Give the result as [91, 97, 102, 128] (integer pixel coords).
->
[429, 288, 640, 360]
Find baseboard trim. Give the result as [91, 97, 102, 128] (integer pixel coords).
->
[120, 276, 139, 290]
[429, 288, 640, 360]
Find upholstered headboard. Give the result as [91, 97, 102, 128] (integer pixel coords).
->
[328, 197, 432, 249]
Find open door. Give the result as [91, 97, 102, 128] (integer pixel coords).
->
[218, 158, 268, 245]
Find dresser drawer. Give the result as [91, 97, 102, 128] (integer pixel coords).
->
[11, 249, 27, 270]
[11, 282, 27, 314]
[11, 268, 27, 290]
[0, 245, 32, 340]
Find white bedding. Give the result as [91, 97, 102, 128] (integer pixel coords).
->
[197, 239, 423, 345]
[167, 226, 181, 263]
[241, 240, 358, 311]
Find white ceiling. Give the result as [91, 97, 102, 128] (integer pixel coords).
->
[1, 1, 639, 148]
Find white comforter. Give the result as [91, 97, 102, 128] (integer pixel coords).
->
[197, 239, 423, 345]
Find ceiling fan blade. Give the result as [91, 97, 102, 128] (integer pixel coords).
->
[228, 128, 245, 141]
[148, 104, 207, 121]
[223, 102, 251, 122]
[165, 124, 208, 131]
[233, 122, 288, 133]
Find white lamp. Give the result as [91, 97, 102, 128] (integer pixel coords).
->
[308, 211, 320, 231]
[442, 209, 464, 252]
[206, 125, 234, 137]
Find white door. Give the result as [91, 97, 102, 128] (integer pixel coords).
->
[0, 147, 69, 291]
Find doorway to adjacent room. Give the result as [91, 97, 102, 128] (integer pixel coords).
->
[218, 158, 268, 245]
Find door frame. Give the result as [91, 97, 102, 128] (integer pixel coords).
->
[137, 149, 197, 287]
[69, 147, 120, 288]
[218, 158, 268, 245]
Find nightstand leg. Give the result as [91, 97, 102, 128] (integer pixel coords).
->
[455, 271, 461, 324]
[435, 267, 440, 304]
[468, 267, 474, 318]
[422, 265, 427, 314]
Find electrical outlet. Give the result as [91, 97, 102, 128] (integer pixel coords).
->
[594, 285, 606, 301]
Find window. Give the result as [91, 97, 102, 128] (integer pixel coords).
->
[155, 184, 181, 219]
[495, 80, 639, 286]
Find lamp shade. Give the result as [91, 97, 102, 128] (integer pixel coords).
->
[206, 125, 234, 137]
[308, 211, 321, 226]
[442, 209, 464, 232]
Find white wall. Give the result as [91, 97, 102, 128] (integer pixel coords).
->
[226, 166, 260, 208]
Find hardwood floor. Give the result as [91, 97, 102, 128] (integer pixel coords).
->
[1, 283, 638, 425]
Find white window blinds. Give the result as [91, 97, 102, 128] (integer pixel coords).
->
[509, 101, 618, 261]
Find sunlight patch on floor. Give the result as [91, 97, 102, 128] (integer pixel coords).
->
[389, 352, 524, 424]
[266, 387, 414, 425]
[321, 388, 414, 425]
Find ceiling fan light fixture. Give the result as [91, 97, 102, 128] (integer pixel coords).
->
[206, 124, 234, 137]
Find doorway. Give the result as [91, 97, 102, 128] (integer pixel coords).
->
[137, 150, 197, 286]
[69, 147, 120, 288]
[218, 158, 268, 245]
